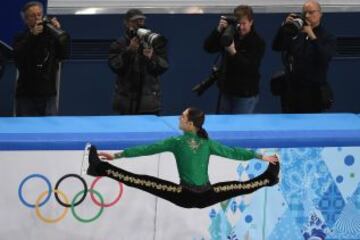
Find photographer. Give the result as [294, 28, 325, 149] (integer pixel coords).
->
[108, 9, 168, 115]
[272, 0, 336, 113]
[203, 5, 265, 114]
[13, 1, 70, 116]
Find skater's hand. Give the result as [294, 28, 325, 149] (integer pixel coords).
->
[262, 154, 279, 165]
[98, 152, 115, 161]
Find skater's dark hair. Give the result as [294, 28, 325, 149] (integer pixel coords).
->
[187, 107, 208, 139]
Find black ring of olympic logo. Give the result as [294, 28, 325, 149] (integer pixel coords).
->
[54, 173, 88, 207]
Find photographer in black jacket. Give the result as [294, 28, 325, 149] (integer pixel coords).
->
[272, 0, 336, 113]
[204, 5, 265, 114]
[108, 9, 168, 115]
[13, 1, 70, 116]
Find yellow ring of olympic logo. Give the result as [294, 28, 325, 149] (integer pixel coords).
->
[35, 189, 69, 223]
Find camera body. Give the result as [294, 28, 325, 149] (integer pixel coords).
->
[42, 16, 70, 44]
[129, 28, 167, 49]
[283, 14, 306, 37]
[192, 66, 222, 96]
[220, 15, 238, 47]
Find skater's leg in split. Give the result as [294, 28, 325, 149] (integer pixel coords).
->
[87, 145, 196, 208]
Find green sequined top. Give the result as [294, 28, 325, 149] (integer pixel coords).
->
[114, 131, 259, 187]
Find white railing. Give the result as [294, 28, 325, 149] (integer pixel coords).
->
[47, 0, 360, 14]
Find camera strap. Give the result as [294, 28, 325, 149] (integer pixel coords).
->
[213, 53, 223, 69]
[214, 53, 224, 114]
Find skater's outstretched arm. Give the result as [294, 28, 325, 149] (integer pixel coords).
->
[98, 137, 177, 160]
[209, 140, 279, 165]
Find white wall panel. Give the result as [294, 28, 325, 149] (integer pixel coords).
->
[47, 0, 360, 14]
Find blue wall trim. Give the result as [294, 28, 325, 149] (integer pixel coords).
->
[1, 114, 359, 150]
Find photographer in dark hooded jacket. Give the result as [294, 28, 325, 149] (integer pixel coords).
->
[108, 9, 168, 115]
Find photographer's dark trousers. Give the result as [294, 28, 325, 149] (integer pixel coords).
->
[219, 93, 259, 114]
[282, 85, 322, 113]
[89, 159, 279, 209]
[15, 96, 58, 116]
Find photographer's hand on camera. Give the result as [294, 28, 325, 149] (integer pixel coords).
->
[217, 18, 229, 32]
[128, 37, 140, 51]
[225, 41, 236, 56]
[49, 17, 61, 29]
[30, 20, 43, 35]
[302, 21, 317, 40]
[143, 47, 154, 59]
[285, 13, 298, 24]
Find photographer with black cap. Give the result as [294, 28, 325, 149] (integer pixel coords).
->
[272, 0, 336, 113]
[108, 9, 169, 115]
[13, 1, 70, 116]
[202, 5, 265, 114]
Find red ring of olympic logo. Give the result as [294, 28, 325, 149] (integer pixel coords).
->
[18, 173, 124, 223]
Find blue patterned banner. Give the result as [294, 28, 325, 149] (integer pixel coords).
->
[207, 147, 360, 240]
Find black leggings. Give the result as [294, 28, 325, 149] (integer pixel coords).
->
[95, 161, 279, 208]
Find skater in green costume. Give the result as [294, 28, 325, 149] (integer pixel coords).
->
[87, 107, 279, 208]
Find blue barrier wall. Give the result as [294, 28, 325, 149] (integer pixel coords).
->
[1, 113, 360, 150]
[1, 12, 360, 116]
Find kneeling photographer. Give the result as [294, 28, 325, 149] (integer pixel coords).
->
[108, 9, 168, 115]
[272, 0, 336, 113]
[201, 5, 265, 114]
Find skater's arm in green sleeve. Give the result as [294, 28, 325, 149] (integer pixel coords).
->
[209, 140, 261, 161]
[113, 137, 176, 159]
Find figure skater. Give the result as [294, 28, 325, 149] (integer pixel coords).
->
[87, 107, 279, 208]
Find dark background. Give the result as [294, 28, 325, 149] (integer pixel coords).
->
[1, 1, 359, 115]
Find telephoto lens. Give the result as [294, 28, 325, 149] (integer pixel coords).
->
[136, 28, 167, 49]
[192, 66, 221, 96]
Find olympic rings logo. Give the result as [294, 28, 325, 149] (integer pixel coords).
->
[18, 173, 124, 223]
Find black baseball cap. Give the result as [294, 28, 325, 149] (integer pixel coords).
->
[124, 9, 146, 21]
